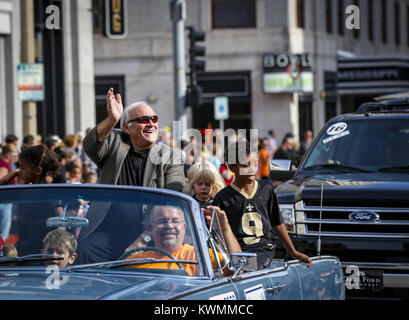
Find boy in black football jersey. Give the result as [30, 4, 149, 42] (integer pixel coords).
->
[212, 140, 312, 269]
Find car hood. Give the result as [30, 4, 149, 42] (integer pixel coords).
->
[0, 269, 203, 300]
[276, 173, 409, 203]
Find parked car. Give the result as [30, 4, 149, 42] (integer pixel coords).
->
[0, 184, 344, 300]
[272, 98, 409, 300]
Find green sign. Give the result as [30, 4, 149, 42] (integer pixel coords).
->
[262, 53, 313, 93]
[263, 72, 313, 93]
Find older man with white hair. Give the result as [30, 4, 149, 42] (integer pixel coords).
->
[78, 89, 186, 260]
[83, 88, 185, 191]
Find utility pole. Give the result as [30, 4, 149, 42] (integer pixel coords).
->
[21, 0, 37, 137]
[170, 0, 187, 143]
[312, 0, 321, 135]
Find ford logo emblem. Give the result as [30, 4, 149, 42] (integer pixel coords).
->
[349, 211, 380, 223]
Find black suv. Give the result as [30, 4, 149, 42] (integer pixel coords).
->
[273, 98, 409, 300]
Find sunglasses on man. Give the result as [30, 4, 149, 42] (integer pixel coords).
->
[128, 115, 159, 124]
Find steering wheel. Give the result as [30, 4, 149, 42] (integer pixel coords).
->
[118, 246, 185, 271]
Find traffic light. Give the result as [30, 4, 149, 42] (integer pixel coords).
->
[188, 26, 206, 78]
[186, 85, 203, 108]
[186, 26, 205, 108]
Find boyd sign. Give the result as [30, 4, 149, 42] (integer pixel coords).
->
[263, 53, 312, 71]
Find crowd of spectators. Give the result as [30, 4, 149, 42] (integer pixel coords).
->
[0, 127, 313, 187]
[0, 132, 98, 185]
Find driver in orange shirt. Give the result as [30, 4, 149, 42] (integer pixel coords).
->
[125, 205, 241, 276]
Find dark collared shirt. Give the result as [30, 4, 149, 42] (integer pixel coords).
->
[117, 148, 149, 186]
[193, 195, 213, 209]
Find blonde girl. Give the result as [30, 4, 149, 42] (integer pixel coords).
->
[187, 161, 225, 208]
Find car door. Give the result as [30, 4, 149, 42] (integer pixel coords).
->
[265, 264, 303, 300]
[232, 260, 304, 300]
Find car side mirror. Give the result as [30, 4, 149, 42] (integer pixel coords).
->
[270, 159, 292, 171]
[270, 159, 296, 182]
[229, 252, 258, 278]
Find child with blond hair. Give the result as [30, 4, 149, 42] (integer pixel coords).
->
[187, 161, 225, 208]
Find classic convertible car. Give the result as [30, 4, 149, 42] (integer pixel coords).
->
[0, 184, 344, 300]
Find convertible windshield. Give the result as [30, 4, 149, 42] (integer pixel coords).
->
[0, 254, 64, 266]
[302, 119, 409, 173]
[0, 186, 205, 276]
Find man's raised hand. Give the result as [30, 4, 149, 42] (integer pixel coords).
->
[94, 88, 123, 142]
[107, 88, 123, 124]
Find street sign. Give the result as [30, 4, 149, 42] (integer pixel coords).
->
[17, 63, 44, 101]
[214, 96, 229, 120]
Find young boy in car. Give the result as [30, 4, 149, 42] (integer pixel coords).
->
[41, 229, 77, 269]
[211, 140, 312, 269]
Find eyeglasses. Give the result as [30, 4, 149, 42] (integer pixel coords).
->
[152, 219, 185, 227]
[128, 115, 158, 125]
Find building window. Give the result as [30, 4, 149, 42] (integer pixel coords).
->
[368, 0, 373, 42]
[326, 0, 332, 33]
[395, 2, 400, 46]
[296, 0, 305, 29]
[212, 0, 256, 28]
[337, 0, 344, 35]
[381, 0, 387, 43]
